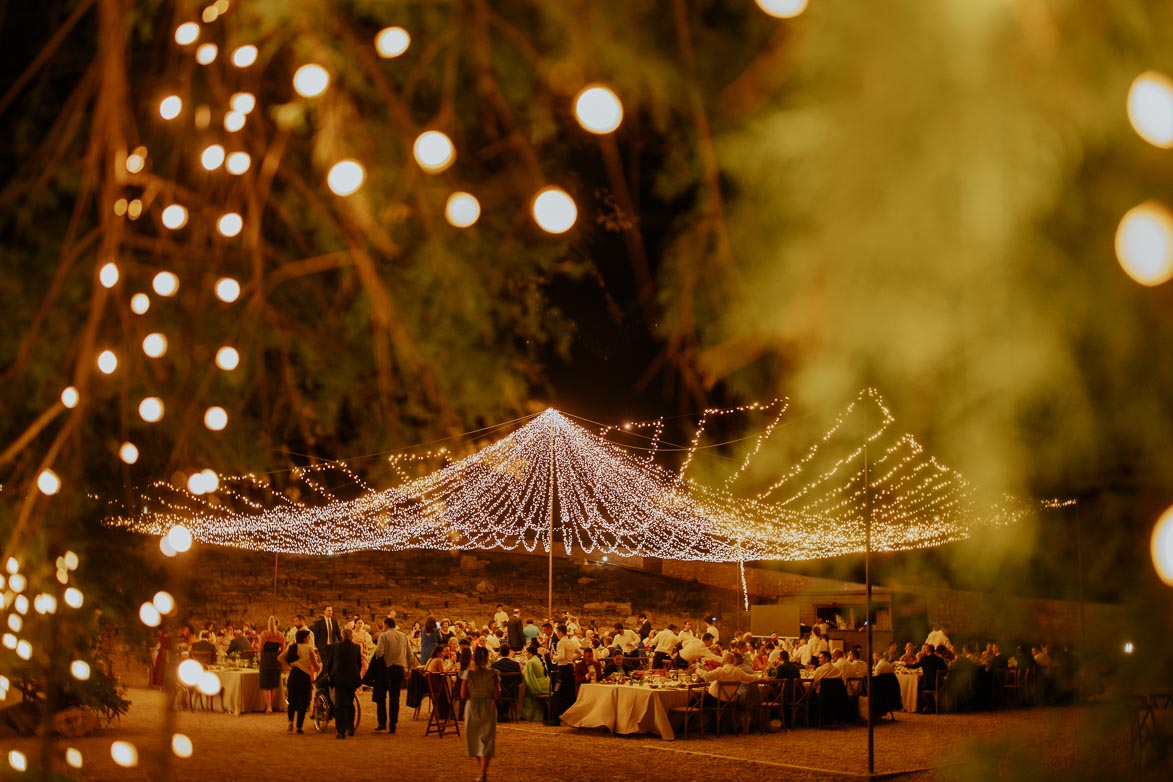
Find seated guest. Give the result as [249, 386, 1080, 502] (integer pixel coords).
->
[872, 652, 895, 675]
[491, 644, 523, 719]
[752, 644, 772, 672]
[227, 629, 252, 655]
[573, 648, 603, 688]
[521, 648, 551, 722]
[772, 650, 802, 680]
[190, 630, 217, 656]
[700, 652, 761, 710]
[491, 644, 521, 674]
[603, 650, 635, 678]
[900, 642, 918, 666]
[811, 651, 843, 688]
[936, 643, 955, 663]
[907, 644, 948, 684]
[988, 643, 1009, 671]
[843, 649, 869, 679]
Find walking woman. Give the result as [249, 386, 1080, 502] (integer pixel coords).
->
[257, 615, 286, 714]
[282, 628, 319, 733]
[461, 646, 500, 782]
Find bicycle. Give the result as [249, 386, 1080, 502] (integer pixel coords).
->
[310, 673, 361, 734]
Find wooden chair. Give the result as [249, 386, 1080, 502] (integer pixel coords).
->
[668, 683, 706, 738]
[752, 679, 787, 732]
[424, 672, 460, 738]
[790, 679, 814, 727]
[710, 682, 746, 735]
[919, 670, 947, 714]
[496, 671, 524, 723]
[869, 673, 902, 721]
[815, 677, 852, 726]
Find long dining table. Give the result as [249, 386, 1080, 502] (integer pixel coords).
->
[560, 682, 692, 740]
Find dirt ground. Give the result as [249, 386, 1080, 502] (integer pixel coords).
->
[0, 688, 1149, 782]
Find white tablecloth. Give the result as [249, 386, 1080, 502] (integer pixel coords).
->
[216, 670, 269, 715]
[896, 672, 920, 713]
[561, 683, 691, 740]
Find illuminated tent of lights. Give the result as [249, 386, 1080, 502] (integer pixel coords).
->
[106, 392, 1033, 562]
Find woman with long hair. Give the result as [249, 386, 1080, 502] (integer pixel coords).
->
[521, 646, 550, 722]
[282, 628, 319, 733]
[425, 644, 452, 720]
[420, 615, 440, 664]
[462, 646, 500, 782]
[257, 615, 286, 714]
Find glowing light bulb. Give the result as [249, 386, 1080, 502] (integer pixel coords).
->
[16, 640, 32, 660]
[225, 151, 251, 175]
[413, 131, 455, 173]
[153, 271, 180, 297]
[7, 615, 21, 632]
[97, 350, 118, 374]
[159, 95, 183, 120]
[174, 23, 200, 46]
[195, 43, 218, 65]
[573, 85, 623, 134]
[1153, 504, 1173, 587]
[119, 442, 139, 464]
[99, 262, 119, 288]
[204, 406, 228, 431]
[1116, 201, 1173, 286]
[161, 204, 188, 230]
[177, 659, 203, 686]
[230, 92, 256, 114]
[142, 333, 168, 358]
[293, 64, 329, 98]
[159, 537, 177, 558]
[1128, 71, 1173, 149]
[110, 741, 138, 769]
[114, 198, 128, 216]
[34, 593, 57, 614]
[215, 346, 240, 370]
[4, 558, 15, 574]
[130, 293, 150, 314]
[172, 733, 193, 759]
[61, 387, 80, 408]
[64, 587, 83, 608]
[217, 212, 243, 237]
[532, 187, 577, 234]
[125, 151, 146, 174]
[375, 27, 411, 58]
[231, 44, 258, 67]
[327, 160, 365, 196]
[37, 469, 61, 496]
[153, 591, 176, 615]
[64, 551, 78, 570]
[139, 397, 164, 423]
[224, 110, 246, 132]
[167, 523, 193, 552]
[71, 660, 91, 680]
[66, 748, 82, 769]
[188, 469, 219, 495]
[201, 144, 225, 170]
[139, 602, 161, 627]
[197, 670, 221, 695]
[8, 751, 27, 773]
[445, 192, 481, 228]
[215, 277, 241, 302]
[11, 580, 27, 598]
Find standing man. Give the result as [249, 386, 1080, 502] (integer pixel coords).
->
[373, 617, 415, 734]
[506, 609, 525, 651]
[312, 606, 343, 670]
[493, 604, 509, 629]
[549, 623, 580, 722]
[285, 614, 314, 648]
[649, 623, 678, 670]
[637, 613, 653, 641]
[330, 628, 363, 739]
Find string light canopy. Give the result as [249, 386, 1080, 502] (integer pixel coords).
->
[107, 393, 1033, 563]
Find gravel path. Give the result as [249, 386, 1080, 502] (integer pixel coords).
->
[3, 688, 1140, 781]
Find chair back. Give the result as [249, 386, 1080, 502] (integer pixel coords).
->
[190, 650, 214, 667]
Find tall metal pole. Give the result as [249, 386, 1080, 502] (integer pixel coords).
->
[1075, 506, 1086, 651]
[547, 431, 555, 623]
[273, 553, 279, 597]
[865, 443, 874, 777]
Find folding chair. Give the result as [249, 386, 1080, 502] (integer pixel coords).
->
[790, 679, 814, 727]
[668, 683, 706, 738]
[424, 672, 461, 737]
[919, 670, 946, 714]
[753, 679, 787, 732]
[497, 672, 523, 723]
[711, 682, 745, 735]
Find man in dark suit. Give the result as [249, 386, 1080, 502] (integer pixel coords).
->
[637, 613, 652, 641]
[506, 609, 525, 651]
[312, 605, 343, 670]
[330, 628, 363, 739]
[491, 644, 523, 720]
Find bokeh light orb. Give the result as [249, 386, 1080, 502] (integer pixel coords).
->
[230, 92, 256, 115]
[204, 406, 228, 431]
[71, 660, 91, 681]
[130, 293, 151, 314]
[215, 346, 240, 370]
[445, 192, 481, 228]
[217, 212, 243, 237]
[153, 271, 180, 297]
[172, 733, 193, 759]
[159, 536, 177, 558]
[293, 64, 330, 98]
[197, 670, 221, 696]
[413, 131, 456, 173]
[755, 0, 809, 18]
[161, 204, 188, 230]
[574, 85, 624, 134]
[1152, 505, 1173, 587]
[177, 659, 203, 687]
[153, 590, 176, 615]
[167, 523, 193, 552]
[138, 601, 161, 627]
[110, 741, 138, 769]
[159, 95, 183, 120]
[225, 151, 251, 175]
[142, 333, 168, 358]
[1116, 201, 1173, 286]
[65, 748, 82, 769]
[195, 43, 218, 65]
[64, 587, 83, 608]
[37, 469, 61, 496]
[375, 27, 411, 58]
[531, 186, 577, 234]
[201, 144, 225, 170]
[99, 262, 119, 288]
[174, 23, 199, 46]
[231, 45, 258, 68]
[215, 277, 241, 302]
[223, 110, 246, 132]
[97, 350, 118, 374]
[139, 396, 164, 423]
[8, 751, 27, 773]
[119, 441, 139, 464]
[61, 386, 80, 409]
[327, 160, 365, 196]
[1127, 71, 1173, 149]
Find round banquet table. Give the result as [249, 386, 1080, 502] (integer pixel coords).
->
[896, 671, 921, 713]
[560, 682, 692, 740]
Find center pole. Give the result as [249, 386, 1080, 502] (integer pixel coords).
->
[547, 431, 555, 623]
[865, 443, 874, 777]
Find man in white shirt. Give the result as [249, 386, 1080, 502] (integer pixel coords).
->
[611, 623, 640, 657]
[872, 651, 895, 675]
[812, 651, 843, 688]
[550, 624, 581, 721]
[492, 604, 509, 629]
[677, 621, 696, 644]
[843, 649, 869, 679]
[649, 624, 678, 670]
[679, 633, 722, 667]
[372, 617, 415, 734]
[807, 627, 829, 660]
[285, 614, 315, 648]
[700, 652, 761, 714]
[926, 625, 951, 651]
[704, 620, 720, 643]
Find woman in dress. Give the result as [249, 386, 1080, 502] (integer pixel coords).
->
[462, 646, 500, 782]
[420, 616, 440, 665]
[521, 646, 550, 722]
[351, 618, 374, 665]
[257, 615, 286, 714]
[425, 645, 452, 720]
[149, 627, 171, 688]
[282, 628, 319, 733]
